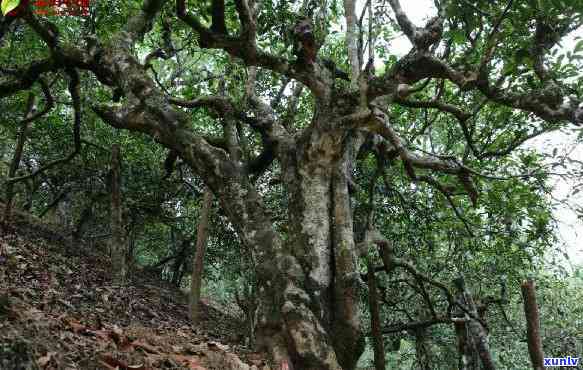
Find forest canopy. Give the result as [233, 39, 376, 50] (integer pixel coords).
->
[1, 0, 583, 369]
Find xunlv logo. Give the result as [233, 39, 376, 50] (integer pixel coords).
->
[544, 356, 580, 367]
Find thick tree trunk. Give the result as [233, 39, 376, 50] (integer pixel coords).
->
[110, 144, 126, 284]
[190, 187, 213, 322]
[257, 123, 365, 370]
[186, 122, 365, 369]
[146, 102, 365, 369]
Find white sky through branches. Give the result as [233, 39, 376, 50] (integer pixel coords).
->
[355, 0, 583, 264]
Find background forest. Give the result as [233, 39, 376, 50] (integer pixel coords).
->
[1, 0, 583, 369]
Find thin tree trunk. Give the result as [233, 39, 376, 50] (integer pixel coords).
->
[235, 281, 258, 347]
[4, 93, 35, 222]
[190, 187, 213, 322]
[39, 187, 70, 218]
[110, 144, 126, 284]
[368, 0, 374, 63]
[72, 201, 93, 240]
[521, 278, 544, 370]
[22, 179, 34, 211]
[367, 258, 386, 370]
[127, 228, 137, 273]
[171, 238, 190, 286]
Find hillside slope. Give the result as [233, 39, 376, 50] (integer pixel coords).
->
[0, 217, 270, 370]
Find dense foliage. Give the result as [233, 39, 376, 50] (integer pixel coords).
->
[1, 0, 582, 369]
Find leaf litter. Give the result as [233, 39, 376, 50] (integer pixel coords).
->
[0, 222, 271, 370]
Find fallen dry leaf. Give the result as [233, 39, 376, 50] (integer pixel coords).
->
[88, 329, 115, 341]
[100, 354, 131, 369]
[131, 339, 160, 354]
[37, 351, 56, 368]
[109, 325, 124, 344]
[65, 318, 88, 334]
[172, 354, 207, 370]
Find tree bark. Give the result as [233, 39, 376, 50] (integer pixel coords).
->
[454, 319, 479, 370]
[414, 327, 432, 370]
[343, 0, 360, 88]
[71, 195, 96, 241]
[521, 278, 544, 370]
[171, 238, 190, 286]
[203, 114, 362, 369]
[454, 277, 495, 370]
[110, 144, 126, 284]
[190, 187, 213, 322]
[367, 258, 385, 370]
[235, 280, 258, 347]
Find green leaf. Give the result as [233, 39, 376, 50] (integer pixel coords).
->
[1, 0, 20, 16]
[449, 29, 466, 44]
